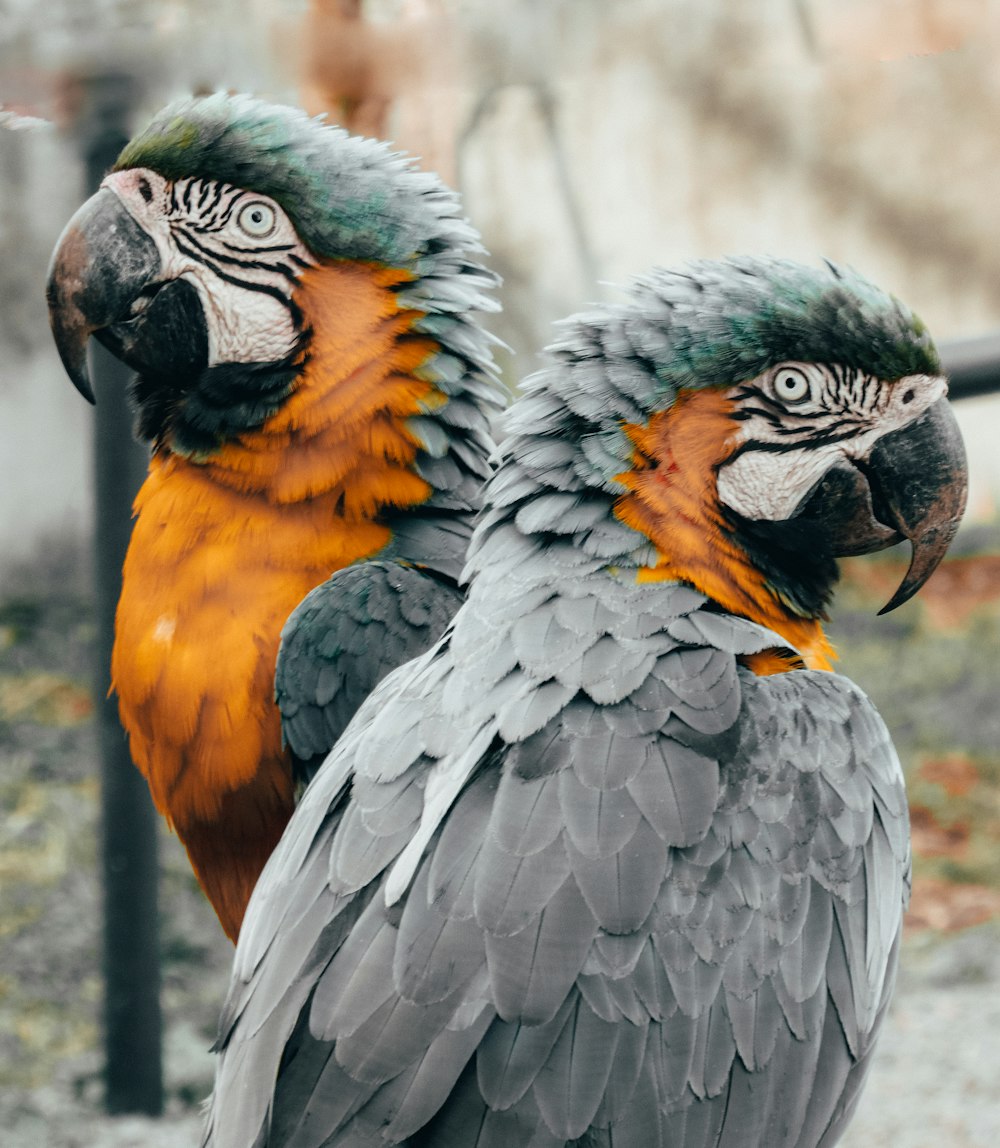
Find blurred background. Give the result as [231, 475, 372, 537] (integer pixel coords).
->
[1, 1, 999, 1145]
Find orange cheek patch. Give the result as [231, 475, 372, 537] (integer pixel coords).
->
[195, 264, 439, 508]
[615, 388, 750, 592]
[614, 388, 835, 673]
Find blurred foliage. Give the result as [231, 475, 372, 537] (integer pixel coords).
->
[832, 527, 1000, 928]
[0, 580, 231, 1135]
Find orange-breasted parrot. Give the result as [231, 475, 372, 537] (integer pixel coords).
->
[45, 94, 504, 941]
[204, 257, 967, 1147]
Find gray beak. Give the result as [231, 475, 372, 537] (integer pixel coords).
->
[46, 187, 163, 403]
[868, 398, 968, 613]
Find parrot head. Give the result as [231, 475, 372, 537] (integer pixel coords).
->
[46, 92, 497, 456]
[494, 257, 967, 627]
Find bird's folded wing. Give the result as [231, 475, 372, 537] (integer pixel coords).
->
[276, 560, 464, 783]
[206, 594, 908, 1148]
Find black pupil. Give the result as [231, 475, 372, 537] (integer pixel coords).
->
[138, 178, 153, 203]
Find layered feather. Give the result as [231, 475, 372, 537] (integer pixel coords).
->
[205, 258, 916, 1144]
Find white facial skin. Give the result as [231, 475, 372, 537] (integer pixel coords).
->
[716, 361, 948, 521]
[101, 167, 316, 367]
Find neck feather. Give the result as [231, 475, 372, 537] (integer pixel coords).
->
[473, 384, 834, 672]
[613, 389, 834, 669]
[188, 263, 435, 512]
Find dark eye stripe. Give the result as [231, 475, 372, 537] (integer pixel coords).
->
[172, 181, 245, 230]
[726, 437, 807, 460]
[169, 180, 222, 227]
[172, 233, 304, 325]
[171, 180, 293, 245]
[861, 373, 876, 409]
[730, 421, 875, 462]
[217, 188, 241, 224]
[825, 366, 881, 412]
[211, 266, 304, 329]
[733, 402, 787, 427]
[742, 389, 788, 415]
[199, 182, 223, 218]
[738, 385, 824, 422]
[172, 228, 300, 281]
[218, 240, 297, 256]
[165, 180, 307, 288]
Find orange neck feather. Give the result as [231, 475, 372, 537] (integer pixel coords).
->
[113, 259, 442, 940]
[613, 388, 834, 672]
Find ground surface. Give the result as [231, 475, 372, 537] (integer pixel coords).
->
[1, 538, 998, 1147]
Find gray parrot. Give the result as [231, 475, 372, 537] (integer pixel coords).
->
[204, 257, 968, 1146]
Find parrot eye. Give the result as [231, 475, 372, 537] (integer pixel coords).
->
[236, 201, 277, 238]
[771, 366, 812, 404]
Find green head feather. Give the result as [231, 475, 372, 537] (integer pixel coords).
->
[629, 256, 940, 393]
[110, 92, 502, 458]
[114, 92, 477, 270]
[502, 256, 941, 499]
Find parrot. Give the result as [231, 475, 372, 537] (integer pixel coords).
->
[202, 256, 968, 1148]
[45, 93, 504, 941]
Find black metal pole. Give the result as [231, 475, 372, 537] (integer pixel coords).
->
[940, 334, 1000, 401]
[77, 71, 164, 1117]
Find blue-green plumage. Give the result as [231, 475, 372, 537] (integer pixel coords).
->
[629, 257, 938, 392]
[114, 92, 483, 273]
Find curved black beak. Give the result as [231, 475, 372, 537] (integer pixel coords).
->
[786, 398, 967, 613]
[46, 187, 163, 404]
[868, 398, 968, 613]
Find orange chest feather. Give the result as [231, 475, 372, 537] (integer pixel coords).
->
[113, 260, 440, 826]
[613, 389, 835, 673]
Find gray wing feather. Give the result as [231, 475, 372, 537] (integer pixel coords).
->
[277, 560, 463, 782]
[530, 995, 620, 1140]
[473, 830, 572, 936]
[585, 1010, 647, 1125]
[428, 771, 494, 920]
[489, 769, 564, 856]
[483, 876, 596, 1025]
[591, 929, 650, 978]
[376, 1007, 497, 1141]
[476, 997, 575, 1110]
[207, 582, 908, 1148]
[393, 862, 484, 1003]
[626, 736, 720, 844]
[558, 766, 641, 858]
[565, 816, 667, 934]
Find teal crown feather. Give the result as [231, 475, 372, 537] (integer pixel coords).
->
[114, 92, 485, 276]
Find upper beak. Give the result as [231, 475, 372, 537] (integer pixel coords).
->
[45, 187, 162, 403]
[868, 397, 968, 613]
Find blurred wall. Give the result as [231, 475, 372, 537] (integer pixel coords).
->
[0, 123, 92, 571]
[0, 0, 295, 578]
[2, 0, 1000, 581]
